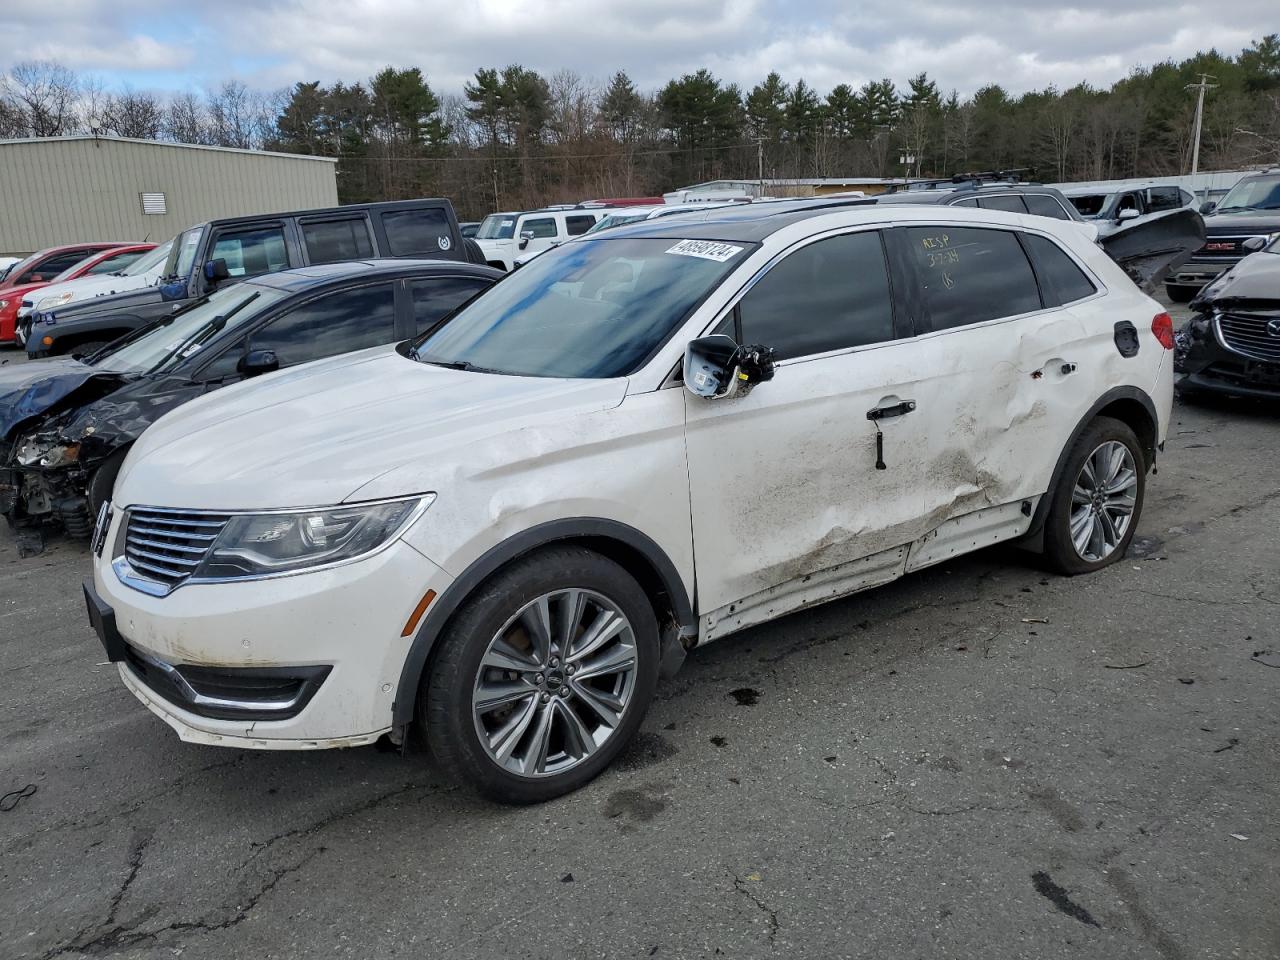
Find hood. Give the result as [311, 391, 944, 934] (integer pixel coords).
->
[1203, 210, 1280, 235]
[118, 348, 629, 511]
[23, 272, 153, 310]
[0, 357, 131, 441]
[1099, 208, 1206, 291]
[40, 284, 165, 323]
[55, 375, 206, 464]
[1190, 251, 1280, 310]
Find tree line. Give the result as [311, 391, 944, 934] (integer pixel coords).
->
[1, 36, 1278, 219]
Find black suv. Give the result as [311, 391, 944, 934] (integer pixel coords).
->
[1165, 168, 1280, 302]
[872, 172, 1083, 222]
[24, 198, 483, 357]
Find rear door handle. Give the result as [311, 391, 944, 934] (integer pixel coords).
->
[867, 400, 917, 421]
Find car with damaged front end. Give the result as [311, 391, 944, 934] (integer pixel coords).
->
[83, 200, 1201, 804]
[1, 259, 499, 537]
[1175, 234, 1280, 399]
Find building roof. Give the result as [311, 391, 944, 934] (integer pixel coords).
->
[0, 135, 337, 164]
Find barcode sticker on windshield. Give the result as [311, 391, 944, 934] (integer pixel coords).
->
[665, 240, 744, 262]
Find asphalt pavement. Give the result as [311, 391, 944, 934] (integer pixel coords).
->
[1, 301, 1277, 960]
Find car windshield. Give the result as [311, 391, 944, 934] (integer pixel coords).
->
[411, 236, 753, 379]
[1216, 175, 1280, 212]
[118, 240, 174, 277]
[476, 214, 517, 240]
[1068, 194, 1109, 218]
[162, 226, 204, 279]
[586, 213, 652, 233]
[92, 283, 286, 375]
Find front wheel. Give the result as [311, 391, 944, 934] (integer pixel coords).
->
[1164, 284, 1196, 304]
[422, 546, 659, 804]
[1043, 417, 1146, 575]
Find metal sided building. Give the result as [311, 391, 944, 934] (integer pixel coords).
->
[0, 136, 338, 255]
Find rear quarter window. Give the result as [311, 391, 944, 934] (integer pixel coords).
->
[1022, 234, 1097, 306]
[381, 208, 455, 257]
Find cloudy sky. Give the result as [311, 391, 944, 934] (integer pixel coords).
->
[1, 0, 1272, 97]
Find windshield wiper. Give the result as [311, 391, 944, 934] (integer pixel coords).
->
[419, 357, 474, 370]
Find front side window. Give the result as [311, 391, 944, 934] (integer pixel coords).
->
[382, 208, 452, 257]
[1023, 234, 1097, 306]
[978, 194, 1027, 214]
[1024, 194, 1072, 220]
[248, 282, 396, 366]
[906, 226, 1041, 331]
[522, 218, 558, 239]
[565, 215, 597, 236]
[734, 231, 895, 360]
[409, 276, 491, 335]
[302, 218, 374, 264]
[413, 236, 753, 378]
[210, 226, 289, 278]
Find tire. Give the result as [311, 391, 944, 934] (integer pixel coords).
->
[422, 545, 659, 804]
[1164, 284, 1196, 304]
[1043, 416, 1146, 575]
[88, 447, 129, 515]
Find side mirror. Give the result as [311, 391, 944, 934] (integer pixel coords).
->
[204, 258, 230, 284]
[1242, 236, 1267, 252]
[159, 279, 188, 301]
[684, 335, 776, 399]
[518, 231, 534, 250]
[238, 349, 279, 378]
[1116, 208, 1140, 221]
[1199, 200, 1217, 215]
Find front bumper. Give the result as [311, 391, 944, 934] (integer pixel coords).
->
[1168, 259, 1234, 289]
[1175, 314, 1280, 399]
[90, 515, 453, 747]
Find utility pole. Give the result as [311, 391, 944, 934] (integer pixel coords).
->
[756, 137, 764, 196]
[1186, 73, 1217, 175]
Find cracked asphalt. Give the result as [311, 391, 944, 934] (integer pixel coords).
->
[2, 302, 1278, 960]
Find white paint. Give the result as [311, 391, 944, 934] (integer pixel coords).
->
[99, 203, 1173, 749]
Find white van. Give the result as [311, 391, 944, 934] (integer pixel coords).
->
[473, 208, 608, 270]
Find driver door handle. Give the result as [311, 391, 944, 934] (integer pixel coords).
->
[867, 400, 917, 421]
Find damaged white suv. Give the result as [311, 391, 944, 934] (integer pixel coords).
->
[85, 201, 1194, 803]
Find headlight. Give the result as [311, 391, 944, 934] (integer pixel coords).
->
[14, 438, 78, 468]
[0, 299, 9, 310]
[38, 292, 75, 309]
[193, 495, 433, 580]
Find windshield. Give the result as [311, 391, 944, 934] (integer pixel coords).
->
[586, 213, 651, 234]
[476, 214, 518, 240]
[118, 240, 174, 277]
[1068, 194, 1109, 218]
[163, 226, 204, 279]
[1217, 175, 1280, 212]
[93, 282, 286, 374]
[412, 236, 753, 379]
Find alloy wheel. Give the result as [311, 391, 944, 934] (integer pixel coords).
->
[471, 588, 638, 778]
[1069, 440, 1138, 562]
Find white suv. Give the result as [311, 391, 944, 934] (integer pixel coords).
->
[473, 208, 607, 270]
[86, 202, 1182, 803]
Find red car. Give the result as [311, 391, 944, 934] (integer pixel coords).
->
[0, 243, 154, 344]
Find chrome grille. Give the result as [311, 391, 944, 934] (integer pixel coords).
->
[1217, 313, 1280, 363]
[1198, 235, 1262, 259]
[124, 508, 230, 586]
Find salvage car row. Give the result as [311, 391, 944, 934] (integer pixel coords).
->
[5, 181, 1214, 803]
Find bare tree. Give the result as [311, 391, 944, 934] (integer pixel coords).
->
[105, 87, 164, 139]
[164, 91, 212, 144]
[3, 61, 80, 136]
[207, 80, 253, 148]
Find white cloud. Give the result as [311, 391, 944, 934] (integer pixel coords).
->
[0, 0, 1273, 98]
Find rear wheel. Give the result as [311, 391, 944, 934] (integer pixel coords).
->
[422, 546, 659, 803]
[1043, 417, 1146, 575]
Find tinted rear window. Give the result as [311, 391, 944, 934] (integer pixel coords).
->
[1024, 194, 1072, 219]
[382, 208, 454, 257]
[302, 218, 375, 264]
[978, 194, 1028, 214]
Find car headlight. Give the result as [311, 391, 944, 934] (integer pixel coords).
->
[14, 438, 78, 468]
[38, 292, 75, 309]
[194, 495, 433, 579]
[0, 299, 9, 310]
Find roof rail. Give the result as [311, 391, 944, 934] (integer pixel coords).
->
[891, 169, 1037, 193]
